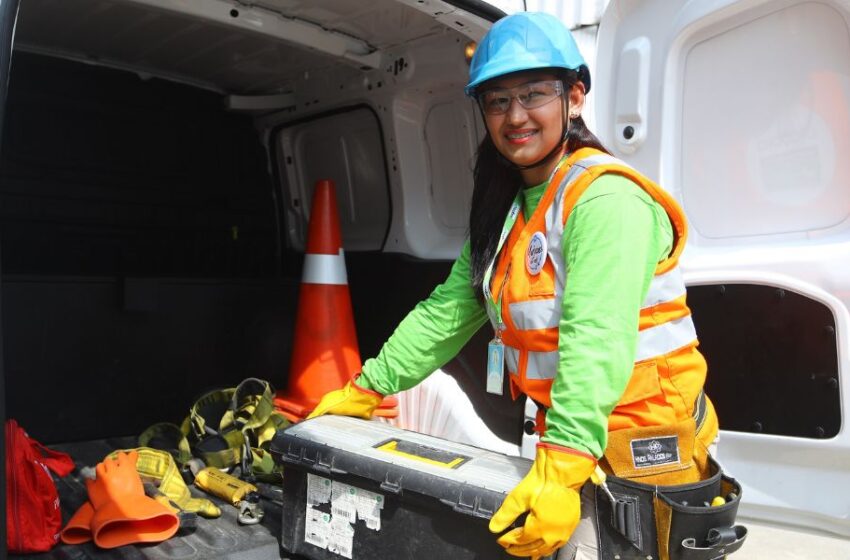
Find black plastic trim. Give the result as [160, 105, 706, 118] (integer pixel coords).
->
[444, 0, 505, 23]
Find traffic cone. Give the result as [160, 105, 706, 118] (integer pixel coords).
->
[274, 179, 397, 421]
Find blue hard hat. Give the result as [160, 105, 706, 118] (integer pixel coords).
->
[465, 12, 590, 97]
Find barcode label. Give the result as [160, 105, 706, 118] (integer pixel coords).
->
[332, 504, 356, 522]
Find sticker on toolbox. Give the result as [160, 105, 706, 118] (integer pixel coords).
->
[305, 506, 331, 549]
[308, 473, 332, 505]
[329, 518, 355, 558]
[305, 475, 385, 558]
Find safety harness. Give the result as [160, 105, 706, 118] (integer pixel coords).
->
[139, 378, 289, 482]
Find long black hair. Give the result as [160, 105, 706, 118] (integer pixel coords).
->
[468, 70, 609, 299]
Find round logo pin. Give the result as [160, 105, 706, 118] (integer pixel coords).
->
[526, 232, 547, 275]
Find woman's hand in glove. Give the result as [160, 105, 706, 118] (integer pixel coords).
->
[306, 375, 384, 420]
[489, 443, 596, 558]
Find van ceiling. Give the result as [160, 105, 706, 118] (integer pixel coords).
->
[15, 0, 448, 95]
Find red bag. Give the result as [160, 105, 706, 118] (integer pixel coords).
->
[5, 419, 75, 553]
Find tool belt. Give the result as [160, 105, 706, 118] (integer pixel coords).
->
[595, 456, 747, 560]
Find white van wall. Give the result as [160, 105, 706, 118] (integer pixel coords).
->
[258, 7, 489, 259]
[276, 107, 392, 252]
[596, 0, 850, 537]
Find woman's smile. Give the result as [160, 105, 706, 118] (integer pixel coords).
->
[505, 128, 539, 144]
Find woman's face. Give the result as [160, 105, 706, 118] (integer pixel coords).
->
[479, 71, 585, 171]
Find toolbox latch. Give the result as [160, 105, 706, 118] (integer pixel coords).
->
[441, 487, 494, 519]
[380, 474, 403, 494]
[314, 452, 348, 476]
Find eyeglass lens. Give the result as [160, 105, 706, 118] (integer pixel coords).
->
[479, 80, 563, 115]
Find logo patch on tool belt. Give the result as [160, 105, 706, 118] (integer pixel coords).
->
[630, 435, 679, 468]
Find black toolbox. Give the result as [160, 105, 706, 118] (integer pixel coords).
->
[270, 415, 531, 560]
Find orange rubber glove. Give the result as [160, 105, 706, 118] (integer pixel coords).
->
[60, 501, 95, 544]
[306, 377, 383, 420]
[489, 443, 596, 558]
[87, 450, 179, 549]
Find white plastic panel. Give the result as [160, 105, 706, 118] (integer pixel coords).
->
[597, 0, 850, 539]
[681, 2, 850, 239]
[424, 101, 476, 231]
[613, 36, 650, 154]
[278, 107, 390, 251]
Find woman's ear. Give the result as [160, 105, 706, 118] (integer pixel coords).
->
[568, 81, 586, 118]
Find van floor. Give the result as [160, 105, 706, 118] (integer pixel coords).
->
[11, 437, 300, 560]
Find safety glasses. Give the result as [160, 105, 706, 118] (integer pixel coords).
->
[477, 80, 564, 116]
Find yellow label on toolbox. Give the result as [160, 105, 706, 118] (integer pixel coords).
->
[374, 439, 470, 469]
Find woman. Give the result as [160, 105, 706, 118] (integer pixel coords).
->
[309, 11, 719, 560]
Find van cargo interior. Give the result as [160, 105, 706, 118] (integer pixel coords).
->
[3, 0, 520, 443]
[2, 1, 519, 557]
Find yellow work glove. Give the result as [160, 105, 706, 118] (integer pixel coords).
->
[306, 377, 383, 420]
[489, 444, 596, 558]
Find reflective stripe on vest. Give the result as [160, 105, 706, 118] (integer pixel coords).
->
[505, 346, 519, 373]
[508, 298, 562, 330]
[505, 269, 692, 334]
[526, 350, 559, 380]
[635, 315, 698, 363]
[504, 290, 697, 381]
[504, 347, 559, 380]
[642, 267, 687, 309]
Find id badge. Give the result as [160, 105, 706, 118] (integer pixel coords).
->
[486, 337, 505, 395]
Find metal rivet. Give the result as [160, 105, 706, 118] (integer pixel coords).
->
[623, 125, 635, 140]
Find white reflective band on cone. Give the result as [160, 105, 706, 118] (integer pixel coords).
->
[302, 250, 348, 285]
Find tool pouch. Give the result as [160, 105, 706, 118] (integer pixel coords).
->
[595, 458, 747, 560]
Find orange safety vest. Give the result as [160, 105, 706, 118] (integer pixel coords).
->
[488, 148, 718, 484]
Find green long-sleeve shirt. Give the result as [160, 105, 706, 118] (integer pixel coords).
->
[358, 172, 673, 458]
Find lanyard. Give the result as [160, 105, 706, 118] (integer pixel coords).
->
[482, 194, 521, 334]
[481, 156, 570, 334]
